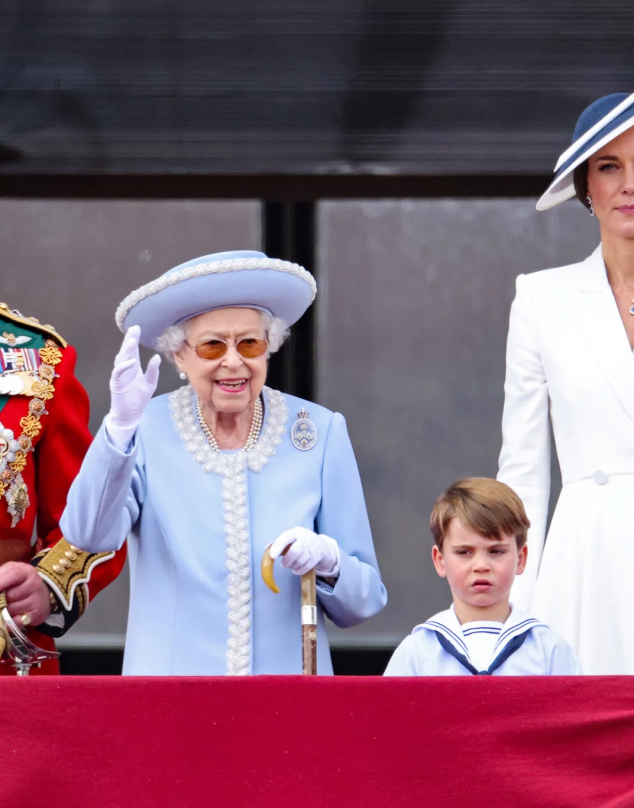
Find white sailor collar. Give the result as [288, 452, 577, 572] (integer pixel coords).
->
[414, 605, 546, 664]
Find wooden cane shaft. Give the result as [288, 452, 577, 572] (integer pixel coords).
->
[301, 570, 317, 676]
[302, 625, 317, 675]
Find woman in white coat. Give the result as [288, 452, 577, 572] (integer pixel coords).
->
[498, 91, 634, 674]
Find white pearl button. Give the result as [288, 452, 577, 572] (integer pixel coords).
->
[593, 470, 608, 485]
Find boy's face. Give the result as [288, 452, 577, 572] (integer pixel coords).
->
[431, 518, 527, 616]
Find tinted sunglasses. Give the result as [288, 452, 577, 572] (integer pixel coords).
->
[185, 337, 268, 361]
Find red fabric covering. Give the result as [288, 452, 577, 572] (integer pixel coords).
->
[1, 676, 633, 808]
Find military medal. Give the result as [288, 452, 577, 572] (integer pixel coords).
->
[0, 339, 61, 526]
[0, 347, 42, 373]
[291, 408, 317, 451]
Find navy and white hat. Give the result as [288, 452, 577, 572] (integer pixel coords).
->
[115, 250, 316, 349]
[537, 91, 634, 211]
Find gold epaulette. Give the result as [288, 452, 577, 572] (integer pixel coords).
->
[33, 539, 115, 614]
[0, 302, 68, 348]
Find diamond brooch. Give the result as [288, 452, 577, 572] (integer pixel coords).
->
[291, 408, 317, 451]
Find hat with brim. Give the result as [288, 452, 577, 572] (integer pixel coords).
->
[537, 91, 634, 211]
[115, 250, 317, 349]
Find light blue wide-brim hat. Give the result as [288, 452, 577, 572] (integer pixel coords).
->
[115, 250, 317, 349]
[537, 91, 634, 211]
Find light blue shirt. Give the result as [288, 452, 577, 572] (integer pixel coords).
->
[61, 386, 387, 675]
[383, 605, 582, 676]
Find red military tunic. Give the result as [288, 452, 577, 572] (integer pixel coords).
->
[0, 303, 126, 675]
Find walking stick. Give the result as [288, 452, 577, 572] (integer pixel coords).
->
[262, 545, 317, 675]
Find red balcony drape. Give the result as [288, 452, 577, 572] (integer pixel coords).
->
[1, 676, 633, 808]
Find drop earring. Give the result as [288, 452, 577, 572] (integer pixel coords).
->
[179, 372, 187, 380]
[586, 194, 595, 217]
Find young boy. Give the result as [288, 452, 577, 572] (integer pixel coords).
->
[384, 478, 582, 676]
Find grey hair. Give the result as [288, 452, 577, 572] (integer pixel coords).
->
[154, 310, 290, 364]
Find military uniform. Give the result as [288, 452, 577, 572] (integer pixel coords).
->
[0, 303, 125, 675]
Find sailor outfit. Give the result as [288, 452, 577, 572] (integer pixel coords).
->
[383, 606, 582, 676]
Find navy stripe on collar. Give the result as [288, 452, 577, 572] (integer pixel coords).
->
[424, 620, 468, 655]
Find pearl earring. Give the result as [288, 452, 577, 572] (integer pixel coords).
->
[179, 372, 187, 380]
[586, 194, 595, 217]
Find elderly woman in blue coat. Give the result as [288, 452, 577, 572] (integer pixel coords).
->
[61, 251, 386, 675]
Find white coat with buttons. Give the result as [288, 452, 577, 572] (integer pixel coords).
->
[498, 244, 634, 674]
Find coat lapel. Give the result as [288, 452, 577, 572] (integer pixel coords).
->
[572, 245, 634, 427]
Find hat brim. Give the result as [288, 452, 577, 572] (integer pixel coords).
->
[537, 114, 634, 211]
[116, 259, 316, 349]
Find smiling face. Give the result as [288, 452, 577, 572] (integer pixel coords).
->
[587, 126, 634, 240]
[431, 518, 527, 623]
[173, 307, 268, 415]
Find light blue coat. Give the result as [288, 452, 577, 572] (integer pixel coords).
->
[61, 386, 387, 675]
[383, 606, 582, 676]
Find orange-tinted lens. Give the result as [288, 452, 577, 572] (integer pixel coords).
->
[236, 338, 268, 358]
[194, 338, 267, 360]
[195, 339, 228, 360]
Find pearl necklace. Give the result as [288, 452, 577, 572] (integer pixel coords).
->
[195, 395, 263, 453]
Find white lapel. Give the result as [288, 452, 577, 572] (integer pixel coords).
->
[493, 606, 544, 656]
[414, 606, 470, 659]
[572, 245, 634, 427]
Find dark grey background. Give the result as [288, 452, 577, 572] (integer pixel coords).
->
[0, 0, 632, 176]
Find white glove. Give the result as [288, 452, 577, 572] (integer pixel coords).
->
[269, 527, 341, 578]
[105, 325, 161, 452]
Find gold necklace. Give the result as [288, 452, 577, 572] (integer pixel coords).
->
[609, 274, 634, 316]
[195, 395, 263, 453]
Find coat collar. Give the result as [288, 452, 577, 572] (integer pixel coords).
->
[573, 245, 634, 426]
[414, 605, 544, 664]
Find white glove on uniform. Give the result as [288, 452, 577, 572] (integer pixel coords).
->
[105, 325, 161, 452]
[269, 527, 341, 578]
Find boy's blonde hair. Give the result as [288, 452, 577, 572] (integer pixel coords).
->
[430, 478, 530, 551]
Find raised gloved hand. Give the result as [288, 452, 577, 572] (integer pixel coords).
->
[269, 527, 341, 578]
[0, 561, 51, 629]
[105, 325, 161, 452]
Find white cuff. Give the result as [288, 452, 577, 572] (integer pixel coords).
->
[104, 412, 139, 453]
